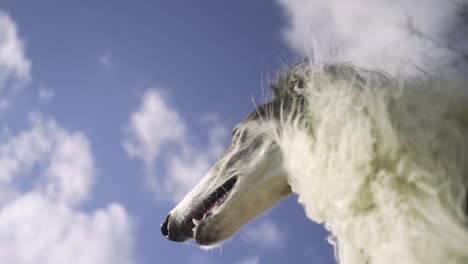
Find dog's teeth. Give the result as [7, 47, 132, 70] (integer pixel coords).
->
[192, 218, 201, 226]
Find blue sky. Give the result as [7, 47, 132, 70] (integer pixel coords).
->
[0, 1, 463, 264]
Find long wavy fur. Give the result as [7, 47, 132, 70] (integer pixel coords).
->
[270, 62, 468, 263]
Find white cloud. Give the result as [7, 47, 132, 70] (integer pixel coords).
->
[164, 116, 227, 202]
[123, 90, 186, 165]
[245, 220, 285, 249]
[38, 86, 54, 102]
[277, 0, 465, 75]
[123, 89, 228, 203]
[0, 194, 134, 264]
[0, 114, 135, 264]
[237, 256, 260, 264]
[0, 11, 31, 111]
[0, 11, 135, 264]
[0, 11, 30, 84]
[165, 155, 213, 201]
[0, 114, 93, 205]
[98, 52, 113, 67]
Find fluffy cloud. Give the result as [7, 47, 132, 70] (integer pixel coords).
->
[123, 90, 186, 165]
[123, 89, 228, 203]
[277, 0, 467, 75]
[0, 114, 135, 264]
[0, 11, 31, 112]
[245, 220, 285, 249]
[38, 86, 54, 102]
[0, 114, 94, 205]
[0, 195, 133, 264]
[0, 11, 30, 84]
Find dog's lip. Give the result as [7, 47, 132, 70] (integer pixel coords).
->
[188, 176, 238, 242]
[163, 176, 238, 243]
[191, 176, 238, 223]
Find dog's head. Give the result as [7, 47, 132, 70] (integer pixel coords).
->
[160, 63, 368, 246]
[160, 98, 293, 246]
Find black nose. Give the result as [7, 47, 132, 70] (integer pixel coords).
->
[161, 214, 170, 237]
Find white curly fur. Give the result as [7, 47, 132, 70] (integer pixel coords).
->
[275, 63, 468, 263]
[165, 62, 468, 263]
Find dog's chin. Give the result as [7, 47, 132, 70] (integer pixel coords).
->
[193, 214, 236, 247]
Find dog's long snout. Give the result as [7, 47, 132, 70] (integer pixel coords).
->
[160, 214, 170, 237]
[160, 213, 194, 242]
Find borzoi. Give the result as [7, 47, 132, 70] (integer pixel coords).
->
[161, 63, 468, 264]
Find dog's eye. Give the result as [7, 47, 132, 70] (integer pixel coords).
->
[232, 125, 239, 136]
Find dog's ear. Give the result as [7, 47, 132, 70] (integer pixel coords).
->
[271, 63, 309, 98]
[323, 64, 364, 83]
[323, 63, 393, 90]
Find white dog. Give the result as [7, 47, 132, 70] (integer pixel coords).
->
[162, 63, 468, 264]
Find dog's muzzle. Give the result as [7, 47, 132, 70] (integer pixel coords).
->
[160, 213, 194, 242]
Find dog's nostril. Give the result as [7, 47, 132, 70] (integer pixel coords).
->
[161, 214, 170, 237]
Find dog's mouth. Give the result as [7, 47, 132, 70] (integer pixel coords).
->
[190, 176, 238, 228]
[167, 176, 239, 243]
[162, 176, 239, 244]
